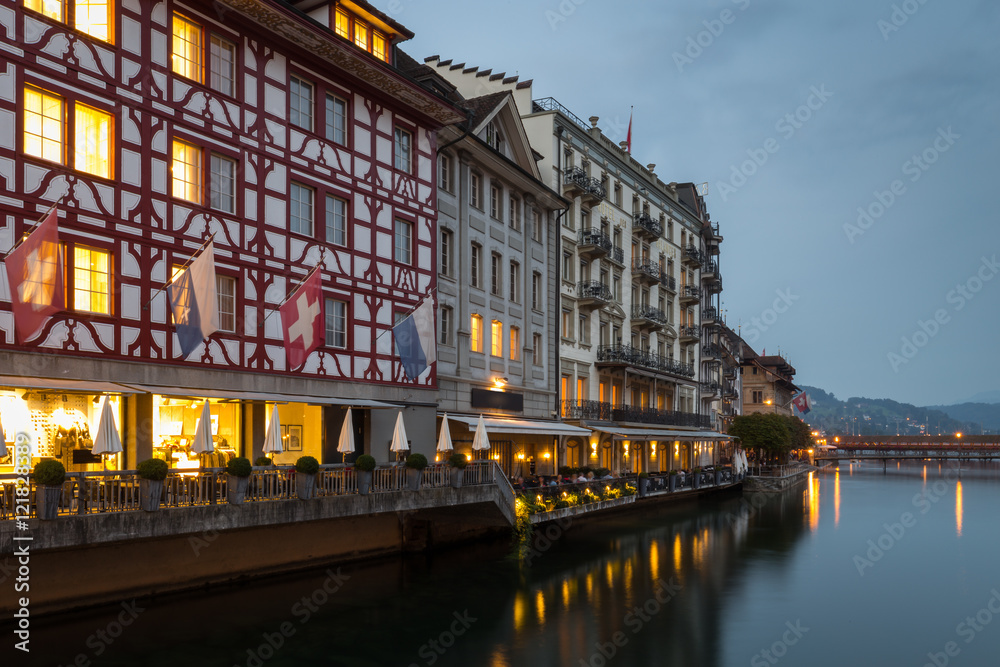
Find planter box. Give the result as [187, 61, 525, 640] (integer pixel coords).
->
[297, 473, 317, 499]
[227, 476, 250, 504]
[715, 470, 723, 486]
[357, 470, 373, 495]
[638, 478, 649, 497]
[450, 468, 464, 489]
[139, 479, 163, 512]
[668, 475, 677, 493]
[406, 468, 422, 491]
[693, 473, 702, 490]
[36, 485, 61, 520]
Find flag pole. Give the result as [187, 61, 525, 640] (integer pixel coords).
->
[141, 233, 217, 311]
[2, 197, 65, 259]
[258, 250, 326, 329]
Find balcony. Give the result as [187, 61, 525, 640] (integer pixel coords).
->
[702, 306, 718, 323]
[561, 399, 613, 421]
[631, 304, 668, 330]
[724, 384, 739, 399]
[682, 245, 702, 266]
[611, 404, 714, 428]
[633, 212, 662, 240]
[679, 325, 700, 342]
[701, 382, 722, 397]
[563, 167, 605, 205]
[702, 260, 719, 280]
[702, 344, 721, 358]
[578, 228, 612, 258]
[631, 257, 660, 285]
[707, 274, 722, 294]
[609, 245, 625, 266]
[596, 344, 696, 378]
[577, 280, 612, 309]
[679, 285, 700, 304]
[660, 273, 676, 293]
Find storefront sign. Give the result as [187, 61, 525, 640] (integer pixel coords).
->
[471, 388, 523, 412]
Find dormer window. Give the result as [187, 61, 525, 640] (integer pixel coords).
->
[486, 122, 504, 152]
[332, 6, 390, 63]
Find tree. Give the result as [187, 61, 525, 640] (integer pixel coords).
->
[784, 415, 813, 452]
[729, 413, 792, 464]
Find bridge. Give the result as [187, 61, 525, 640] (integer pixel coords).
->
[814, 435, 1000, 468]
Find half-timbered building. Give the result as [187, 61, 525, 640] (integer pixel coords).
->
[0, 0, 463, 473]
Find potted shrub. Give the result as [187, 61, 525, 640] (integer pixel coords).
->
[637, 471, 650, 497]
[354, 454, 376, 495]
[405, 453, 428, 490]
[226, 457, 253, 504]
[136, 458, 168, 511]
[448, 452, 468, 488]
[668, 469, 678, 493]
[254, 456, 273, 467]
[33, 459, 65, 520]
[295, 455, 320, 499]
[692, 467, 703, 490]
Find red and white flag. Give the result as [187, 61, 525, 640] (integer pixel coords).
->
[626, 108, 633, 154]
[4, 209, 64, 342]
[792, 392, 812, 414]
[280, 268, 324, 370]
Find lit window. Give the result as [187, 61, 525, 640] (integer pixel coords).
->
[74, 0, 111, 41]
[325, 195, 347, 246]
[290, 183, 314, 235]
[24, 0, 62, 21]
[470, 314, 483, 353]
[394, 127, 411, 173]
[73, 103, 111, 178]
[510, 326, 520, 361]
[73, 245, 110, 314]
[290, 76, 314, 132]
[325, 298, 347, 348]
[372, 31, 388, 62]
[209, 154, 236, 213]
[491, 320, 503, 357]
[209, 35, 236, 96]
[353, 20, 368, 51]
[325, 94, 348, 145]
[394, 219, 412, 264]
[172, 14, 202, 82]
[24, 87, 63, 165]
[335, 8, 350, 38]
[172, 139, 201, 203]
[216, 275, 236, 332]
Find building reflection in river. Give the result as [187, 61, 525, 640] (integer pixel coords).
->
[956, 479, 963, 537]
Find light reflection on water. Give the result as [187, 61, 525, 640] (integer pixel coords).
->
[25, 461, 1000, 667]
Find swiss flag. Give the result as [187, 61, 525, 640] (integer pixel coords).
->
[280, 268, 324, 370]
[4, 209, 64, 342]
[792, 392, 812, 414]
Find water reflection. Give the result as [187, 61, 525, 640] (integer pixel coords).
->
[956, 479, 963, 537]
[834, 470, 841, 528]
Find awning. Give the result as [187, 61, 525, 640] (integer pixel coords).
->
[0, 376, 137, 395]
[122, 384, 397, 408]
[600, 426, 732, 440]
[446, 415, 592, 437]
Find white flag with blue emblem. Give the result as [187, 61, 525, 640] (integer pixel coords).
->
[167, 241, 218, 359]
[393, 296, 436, 380]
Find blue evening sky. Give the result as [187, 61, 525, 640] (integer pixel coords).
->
[392, 0, 1000, 406]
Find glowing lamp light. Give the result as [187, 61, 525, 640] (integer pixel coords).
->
[493, 377, 508, 390]
[956, 432, 962, 438]
[543, 452, 551, 459]
[517, 453, 525, 460]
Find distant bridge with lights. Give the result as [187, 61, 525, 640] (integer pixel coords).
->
[814, 435, 1000, 467]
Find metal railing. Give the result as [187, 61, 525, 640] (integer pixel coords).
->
[532, 97, 590, 131]
[660, 274, 676, 291]
[702, 306, 718, 321]
[0, 461, 499, 520]
[610, 246, 625, 265]
[596, 343, 696, 377]
[563, 167, 606, 199]
[684, 245, 702, 264]
[681, 285, 700, 301]
[633, 212, 663, 237]
[680, 325, 700, 338]
[578, 280, 613, 302]
[631, 304, 668, 325]
[579, 227, 612, 252]
[631, 257, 660, 280]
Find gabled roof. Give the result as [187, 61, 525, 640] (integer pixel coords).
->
[466, 91, 539, 179]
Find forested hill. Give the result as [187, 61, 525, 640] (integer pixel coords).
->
[797, 385, 1000, 435]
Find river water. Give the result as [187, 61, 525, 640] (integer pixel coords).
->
[27, 461, 1000, 666]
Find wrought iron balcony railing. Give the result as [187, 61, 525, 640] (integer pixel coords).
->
[702, 306, 718, 321]
[660, 273, 676, 292]
[578, 227, 612, 253]
[564, 167, 605, 200]
[596, 344, 695, 377]
[631, 305, 668, 326]
[683, 245, 702, 264]
[702, 260, 719, 277]
[702, 344, 722, 358]
[561, 400, 713, 428]
[679, 325, 700, 339]
[631, 257, 660, 281]
[561, 399, 614, 421]
[680, 285, 701, 301]
[610, 246, 625, 265]
[577, 280, 612, 302]
[633, 212, 662, 238]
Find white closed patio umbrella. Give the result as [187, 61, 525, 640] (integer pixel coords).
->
[91, 396, 123, 462]
[337, 407, 355, 455]
[436, 413, 453, 454]
[471, 414, 490, 459]
[390, 411, 409, 462]
[0, 411, 7, 459]
[191, 400, 215, 456]
[263, 404, 283, 456]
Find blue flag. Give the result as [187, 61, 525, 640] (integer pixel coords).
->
[393, 297, 436, 380]
[168, 241, 218, 359]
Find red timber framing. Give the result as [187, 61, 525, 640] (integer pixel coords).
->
[0, 0, 463, 389]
